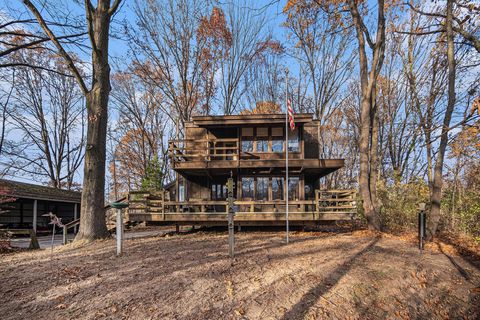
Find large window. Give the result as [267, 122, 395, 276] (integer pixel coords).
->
[242, 177, 254, 199]
[272, 177, 284, 200]
[242, 140, 253, 152]
[271, 139, 283, 152]
[256, 139, 268, 152]
[241, 127, 254, 153]
[272, 127, 283, 152]
[256, 177, 269, 200]
[288, 177, 299, 200]
[288, 128, 300, 152]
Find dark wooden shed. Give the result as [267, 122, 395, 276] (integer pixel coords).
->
[0, 179, 81, 233]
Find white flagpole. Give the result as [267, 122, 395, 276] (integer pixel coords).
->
[285, 68, 289, 244]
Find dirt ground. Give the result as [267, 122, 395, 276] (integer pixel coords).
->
[1, 228, 479, 320]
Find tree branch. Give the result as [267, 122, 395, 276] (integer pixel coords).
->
[109, 0, 122, 16]
[22, 0, 89, 95]
[0, 32, 86, 58]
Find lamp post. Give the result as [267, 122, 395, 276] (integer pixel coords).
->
[418, 202, 426, 251]
[111, 202, 129, 256]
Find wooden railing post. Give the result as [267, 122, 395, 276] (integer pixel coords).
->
[62, 226, 67, 245]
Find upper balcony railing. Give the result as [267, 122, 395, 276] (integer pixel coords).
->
[169, 138, 239, 163]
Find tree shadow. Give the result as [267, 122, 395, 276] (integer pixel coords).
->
[280, 237, 380, 320]
[435, 235, 480, 272]
[437, 242, 471, 281]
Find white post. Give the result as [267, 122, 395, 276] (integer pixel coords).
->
[285, 69, 289, 244]
[33, 199, 37, 233]
[73, 203, 78, 234]
[116, 208, 123, 256]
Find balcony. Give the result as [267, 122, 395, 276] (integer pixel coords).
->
[169, 138, 239, 167]
[168, 138, 344, 174]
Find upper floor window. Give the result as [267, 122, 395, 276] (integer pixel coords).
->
[256, 127, 268, 152]
[256, 139, 268, 152]
[271, 127, 283, 152]
[241, 127, 254, 153]
[242, 140, 253, 152]
[288, 128, 299, 152]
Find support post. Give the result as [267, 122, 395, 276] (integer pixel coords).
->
[116, 208, 123, 256]
[110, 202, 129, 256]
[176, 224, 180, 233]
[227, 175, 236, 259]
[63, 225, 67, 245]
[418, 203, 426, 251]
[32, 199, 37, 233]
[73, 203, 78, 233]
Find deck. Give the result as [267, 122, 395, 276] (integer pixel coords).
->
[168, 138, 344, 175]
[128, 190, 357, 225]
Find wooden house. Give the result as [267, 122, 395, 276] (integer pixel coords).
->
[128, 113, 356, 226]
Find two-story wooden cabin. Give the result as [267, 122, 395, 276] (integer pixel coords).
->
[128, 113, 356, 226]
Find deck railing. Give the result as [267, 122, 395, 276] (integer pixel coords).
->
[169, 138, 239, 163]
[128, 189, 357, 221]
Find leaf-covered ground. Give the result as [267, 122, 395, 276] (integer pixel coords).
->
[1, 229, 479, 319]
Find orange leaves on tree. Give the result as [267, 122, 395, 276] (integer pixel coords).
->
[472, 97, 480, 116]
[241, 101, 281, 115]
[198, 7, 232, 48]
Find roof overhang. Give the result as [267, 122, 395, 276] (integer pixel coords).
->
[0, 179, 81, 203]
[190, 113, 314, 127]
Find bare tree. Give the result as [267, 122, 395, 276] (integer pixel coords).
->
[128, 0, 210, 134]
[284, 3, 355, 126]
[110, 70, 172, 194]
[402, 0, 480, 239]
[22, 0, 122, 241]
[5, 48, 84, 189]
[219, 2, 270, 114]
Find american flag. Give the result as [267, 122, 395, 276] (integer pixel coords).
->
[287, 99, 295, 131]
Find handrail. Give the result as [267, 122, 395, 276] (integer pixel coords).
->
[169, 138, 239, 163]
[62, 219, 80, 245]
[62, 196, 129, 245]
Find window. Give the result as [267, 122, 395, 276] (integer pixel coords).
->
[272, 127, 283, 152]
[256, 177, 268, 200]
[257, 127, 268, 136]
[288, 128, 299, 152]
[179, 184, 185, 202]
[241, 127, 254, 153]
[242, 139, 253, 152]
[256, 139, 268, 152]
[304, 184, 313, 199]
[211, 184, 227, 200]
[242, 127, 254, 136]
[272, 139, 283, 152]
[242, 177, 254, 199]
[272, 177, 284, 200]
[288, 177, 299, 200]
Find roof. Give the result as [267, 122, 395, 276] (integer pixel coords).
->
[0, 179, 81, 203]
[190, 113, 314, 126]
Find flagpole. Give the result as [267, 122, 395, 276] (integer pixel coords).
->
[285, 68, 289, 244]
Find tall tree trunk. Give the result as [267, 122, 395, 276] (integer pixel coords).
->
[427, 0, 456, 240]
[349, 0, 385, 231]
[23, 0, 120, 241]
[76, 1, 113, 241]
[369, 89, 380, 212]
